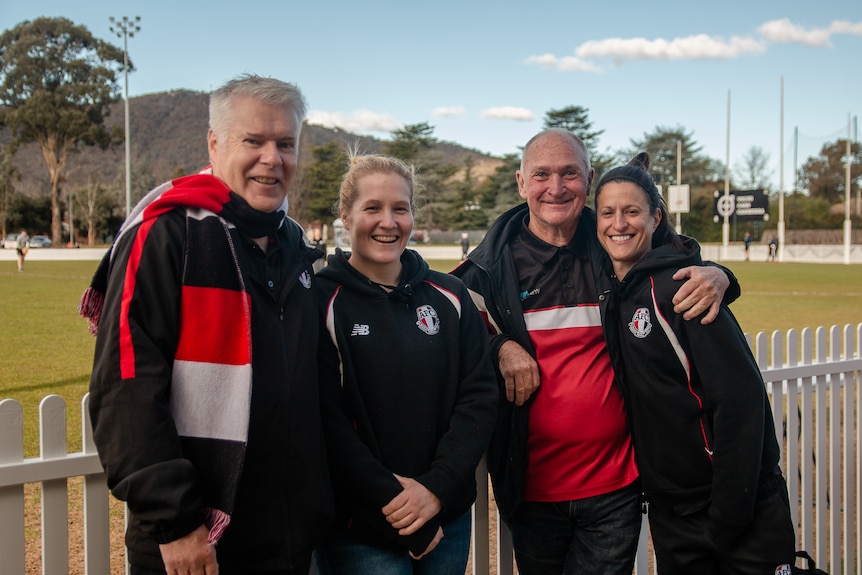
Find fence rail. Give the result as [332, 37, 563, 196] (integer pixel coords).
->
[1, 323, 861, 574]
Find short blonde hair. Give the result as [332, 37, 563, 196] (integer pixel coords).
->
[338, 152, 418, 218]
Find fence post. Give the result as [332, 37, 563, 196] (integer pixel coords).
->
[0, 398, 25, 574]
[815, 327, 828, 567]
[800, 327, 815, 554]
[82, 393, 111, 574]
[841, 325, 857, 575]
[40, 394, 69, 574]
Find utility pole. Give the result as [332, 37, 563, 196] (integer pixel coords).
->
[109, 16, 142, 219]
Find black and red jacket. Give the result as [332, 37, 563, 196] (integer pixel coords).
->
[598, 239, 780, 542]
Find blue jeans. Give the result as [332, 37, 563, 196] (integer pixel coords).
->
[509, 482, 642, 575]
[314, 511, 471, 575]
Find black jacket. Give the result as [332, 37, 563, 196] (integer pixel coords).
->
[89, 204, 334, 572]
[452, 203, 740, 523]
[316, 248, 498, 555]
[599, 240, 780, 545]
[451, 204, 611, 521]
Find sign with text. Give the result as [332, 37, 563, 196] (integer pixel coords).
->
[712, 189, 770, 222]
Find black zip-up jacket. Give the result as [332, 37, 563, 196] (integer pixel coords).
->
[599, 240, 780, 547]
[316, 248, 498, 555]
[452, 203, 740, 523]
[89, 204, 334, 572]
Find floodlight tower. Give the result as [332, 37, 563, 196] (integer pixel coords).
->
[109, 16, 142, 218]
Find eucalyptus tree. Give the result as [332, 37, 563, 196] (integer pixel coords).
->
[0, 17, 125, 244]
[798, 139, 861, 205]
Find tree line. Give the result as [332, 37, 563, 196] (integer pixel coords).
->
[1, 17, 859, 246]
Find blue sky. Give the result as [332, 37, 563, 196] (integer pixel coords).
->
[3, 0, 860, 189]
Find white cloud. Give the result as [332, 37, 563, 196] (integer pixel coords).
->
[758, 19, 832, 47]
[830, 20, 862, 35]
[433, 106, 467, 118]
[524, 18, 862, 73]
[575, 34, 765, 61]
[306, 109, 401, 133]
[481, 107, 534, 121]
[759, 19, 862, 46]
[524, 53, 601, 72]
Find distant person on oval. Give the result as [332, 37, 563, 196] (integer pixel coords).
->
[15, 229, 29, 272]
[84, 74, 333, 575]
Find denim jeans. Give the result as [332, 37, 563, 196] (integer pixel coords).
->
[509, 482, 642, 575]
[314, 510, 471, 575]
[131, 551, 312, 575]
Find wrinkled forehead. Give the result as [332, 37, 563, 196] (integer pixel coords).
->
[523, 134, 587, 169]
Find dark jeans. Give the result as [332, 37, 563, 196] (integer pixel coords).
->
[130, 551, 312, 575]
[648, 475, 796, 575]
[314, 510, 471, 575]
[509, 482, 642, 575]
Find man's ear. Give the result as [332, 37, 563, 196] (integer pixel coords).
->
[207, 129, 218, 164]
[516, 171, 527, 200]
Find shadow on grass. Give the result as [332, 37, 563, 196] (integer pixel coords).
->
[3, 374, 90, 395]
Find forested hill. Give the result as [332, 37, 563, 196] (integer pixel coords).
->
[5, 89, 501, 199]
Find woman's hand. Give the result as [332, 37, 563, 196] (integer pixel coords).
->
[382, 475, 442, 535]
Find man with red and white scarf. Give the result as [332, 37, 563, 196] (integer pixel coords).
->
[86, 74, 333, 575]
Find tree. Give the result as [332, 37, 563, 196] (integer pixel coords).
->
[473, 153, 521, 221]
[780, 192, 843, 230]
[74, 176, 122, 246]
[0, 17, 125, 245]
[798, 139, 861, 204]
[302, 140, 345, 225]
[543, 105, 613, 178]
[383, 122, 436, 162]
[625, 126, 713, 187]
[733, 146, 772, 191]
[5, 191, 51, 234]
[444, 155, 489, 230]
[0, 142, 20, 237]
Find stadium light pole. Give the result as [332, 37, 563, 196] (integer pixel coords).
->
[722, 90, 731, 260]
[845, 114, 852, 265]
[778, 77, 785, 262]
[109, 16, 141, 219]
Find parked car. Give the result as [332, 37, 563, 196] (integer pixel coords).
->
[29, 235, 52, 248]
[2, 233, 18, 249]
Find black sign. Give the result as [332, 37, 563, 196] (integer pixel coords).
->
[712, 189, 769, 222]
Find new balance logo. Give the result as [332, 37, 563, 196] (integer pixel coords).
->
[351, 324, 370, 336]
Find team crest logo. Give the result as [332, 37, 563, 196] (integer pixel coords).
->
[299, 271, 312, 289]
[415, 305, 440, 335]
[774, 565, 792, 575]
[629, 307, 652, 338]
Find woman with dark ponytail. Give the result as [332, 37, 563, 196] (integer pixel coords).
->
[594, 154, 796, 574]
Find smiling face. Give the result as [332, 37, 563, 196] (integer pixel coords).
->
[207, 95, 300, 213]
[342, 172, 414, 285]
[516, 132, 594, 246]
[596, 181, 662, 279]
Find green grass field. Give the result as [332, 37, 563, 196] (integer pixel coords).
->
[1, 259, 861, 456]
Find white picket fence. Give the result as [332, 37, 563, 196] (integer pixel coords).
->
[1, 323, 861, 575]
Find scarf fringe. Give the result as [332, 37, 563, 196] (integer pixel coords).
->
[78, 286, 105, 336]
[204, 507, 232, 545]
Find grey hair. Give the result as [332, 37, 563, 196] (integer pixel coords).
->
[209, 74, 307, 143]
[520, 128, 591, 175]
